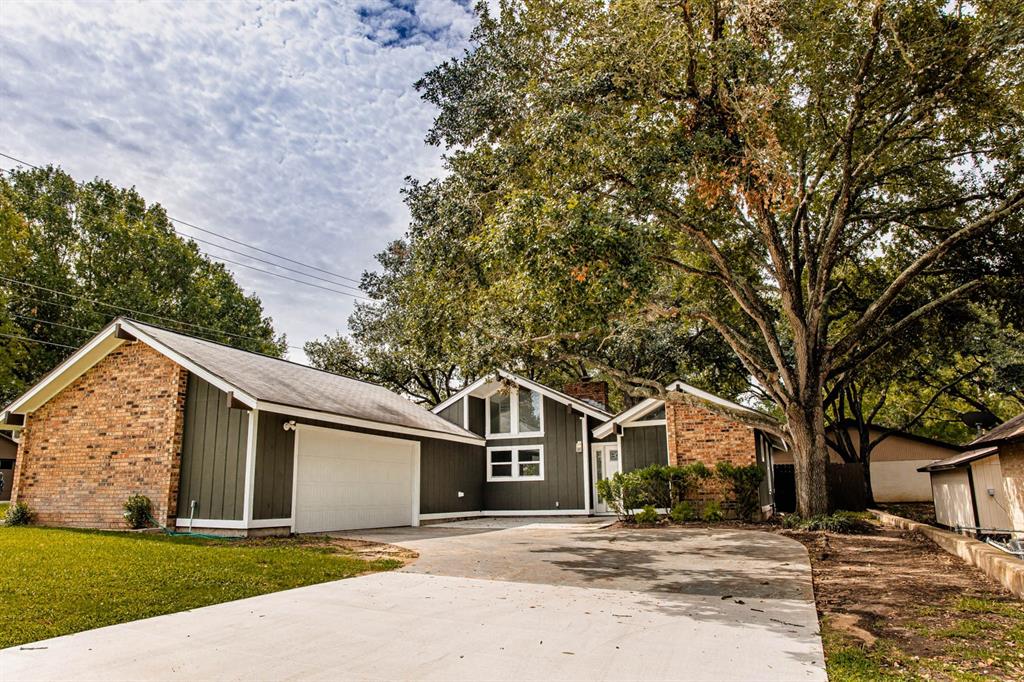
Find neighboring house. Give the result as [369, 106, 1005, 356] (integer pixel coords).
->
[0, 432, 16, 502]
[772, 424, 961, 503]
[1, 318, 484, 535]
[920, 412, 1024, 535]
[435, 375, 782, 517]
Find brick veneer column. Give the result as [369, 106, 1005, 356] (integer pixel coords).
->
[12, 342, 188, 529]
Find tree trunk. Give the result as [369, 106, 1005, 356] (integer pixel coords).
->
[788, 402, 831, 517]
[857, 429, 876, 508]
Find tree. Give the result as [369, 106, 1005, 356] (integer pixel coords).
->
[406, 0, 1024, 514]
[0, 165, 286, 403]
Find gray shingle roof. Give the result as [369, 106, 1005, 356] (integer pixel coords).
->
[917, 446, 999, 472]
[970, 412, 1024, 447]
[130, 320, 481, 442]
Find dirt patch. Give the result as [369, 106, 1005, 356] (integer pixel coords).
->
[786, 525, 1024, 681]
[236, 535, 418, 565]
[875, 502, 937, 526]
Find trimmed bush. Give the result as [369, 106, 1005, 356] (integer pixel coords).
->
[715, 462, 765, 521]
[635, 505, 660, 525]
[670, 501, 696, 523]
[702, 500, 724, 522]
[123, 494, 153, 530]
[4, 502, 33, 526]
[597, 463, 712, 521]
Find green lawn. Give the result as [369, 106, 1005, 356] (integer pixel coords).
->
[0, 502, 8, 518]
[0, 526, 403, 648]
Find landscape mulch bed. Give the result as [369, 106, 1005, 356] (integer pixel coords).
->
[786, 524, 1024, 681]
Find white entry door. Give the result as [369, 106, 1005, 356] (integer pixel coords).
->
[293, 426, 419, 533]
[592, 443, 622, 514]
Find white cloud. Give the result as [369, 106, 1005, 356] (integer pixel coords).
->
[0, 0, 475, 360]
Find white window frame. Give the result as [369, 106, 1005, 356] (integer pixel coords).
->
[626, 402, 666, 427]
[485, 386, 544, 439]
[487, 444, 545, 482]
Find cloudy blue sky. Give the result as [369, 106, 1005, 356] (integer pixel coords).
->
[0, 0, 477, 360]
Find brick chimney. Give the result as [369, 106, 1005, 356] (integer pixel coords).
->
[563, 379, 609, 412]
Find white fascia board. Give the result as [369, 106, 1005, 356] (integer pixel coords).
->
[256, 401, 486, 446]
[431, 376, 490, 414]
[121, 321, 257, 409]
[497, 370, 612, 421]
[592, 397, 662, 439]
[666, 380, 759, 415]
[5, 321, 126, 415]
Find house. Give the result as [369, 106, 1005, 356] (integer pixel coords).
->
[0, 432, 16, 502]
[1, 317, 786, 534]
[771, 424, 961, 504]
[434, 375, 783, 518]
[920, 412, 1024, 535]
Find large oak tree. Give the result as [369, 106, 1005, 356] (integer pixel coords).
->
[402, 0, 1024, 515]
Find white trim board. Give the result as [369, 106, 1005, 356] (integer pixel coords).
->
[418, 509, 590, 521]
[431, 371, 612, 422]
[258, 402, 485, 446]
[173, 518, 292, 530]
[431, 377, 489, 414]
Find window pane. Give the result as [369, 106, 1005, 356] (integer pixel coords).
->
[644, 405, 665, 420]
[491, 463, 512, 478]
[490, 450, 512, 463]
[518, 388, 542, 432]
[519, 462, 540, 477]
[489, 393, 511, 433]
[518, 449, 540, 463]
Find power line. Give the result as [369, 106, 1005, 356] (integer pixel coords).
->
[0, 332, 77, 350]
[206, 255, 367, 299]
[10, 313, 99, 336]
[178, 233, 363, 292]
[0, 275, 295, 349]
[0, 152, 365, 288]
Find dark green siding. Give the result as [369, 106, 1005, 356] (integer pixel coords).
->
[483, 396, 585, 511]
[254, 412, 485, 517]
[177, 375, 248, 521]
[253, 412, 296, 519]
[467, 397, 485, 436]
[437, 401, 463, 428]
[622, 425, 668, 472]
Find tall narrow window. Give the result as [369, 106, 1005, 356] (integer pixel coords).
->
[489, 392, 512, 434]
[518, 387, 542, 434]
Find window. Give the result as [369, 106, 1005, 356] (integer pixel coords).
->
[487, 445, 545, 481]
[486, 386, 544, 437]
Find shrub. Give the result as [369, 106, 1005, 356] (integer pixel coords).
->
[702, 500, 724, 522]
[670, 501, 696, 523]
[784, 511, 873, 534]
[635, 505, 660, 525]
[715, 462, 765, 521]
[4, 502, 33, 526]
[123, 494, 153, 530]
[598, 463, 712, 521]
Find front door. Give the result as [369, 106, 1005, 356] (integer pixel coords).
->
[592, 443, 622, 514]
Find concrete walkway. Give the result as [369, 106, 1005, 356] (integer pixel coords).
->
[0, 520, 826, 681]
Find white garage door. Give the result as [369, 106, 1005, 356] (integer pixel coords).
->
[294, 426, 418, 533]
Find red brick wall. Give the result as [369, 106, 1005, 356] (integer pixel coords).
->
[666, 402, 756, 503]
[563, 380, 609, 411]
[12, 342, 188, 529]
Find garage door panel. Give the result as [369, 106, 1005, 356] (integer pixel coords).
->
[295, 428, 416, 533]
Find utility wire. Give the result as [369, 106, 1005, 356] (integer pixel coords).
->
[0, 332, 77, 350]
[10, 313, 99, 336]
[0, 151, 364, 287]
[0, 275, 297, 349]
[206, 255, 367, 299]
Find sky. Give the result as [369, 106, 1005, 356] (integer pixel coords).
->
[0, 0, 477, 361]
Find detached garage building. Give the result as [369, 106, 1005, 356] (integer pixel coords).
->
[1, 318, 484, 535]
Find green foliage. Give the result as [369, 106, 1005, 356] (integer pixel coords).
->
[4, 502, 32, 526]
[122, 495, 153, 530]
[715, 462, 765, 521]
[635, 505, 659, 525]
[0, 166, 285, 404]
[0, 527, 401, 648]
[701, 501, 724, 523]
[786, 511, 873, 534]
[597, 463, 711, 520]
[670, 501, 696, 523]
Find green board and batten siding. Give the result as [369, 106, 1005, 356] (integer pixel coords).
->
[177, 375, 248, 521]
[482, 396, 586, 511]
[622, 425, 669, 471]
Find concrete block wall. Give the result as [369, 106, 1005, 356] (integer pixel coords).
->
[12, 342, 188, 529]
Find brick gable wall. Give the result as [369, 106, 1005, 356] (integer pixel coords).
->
[666, 402, 756, 503]
[12, 342, 188, 529]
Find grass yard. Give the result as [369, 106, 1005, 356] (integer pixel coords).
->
[0, 502, 7, 517]
[0, 527, 406, 649]
[788, 524, 1024, 681]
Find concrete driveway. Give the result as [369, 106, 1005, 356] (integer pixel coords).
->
[0, 520, 825, 681]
